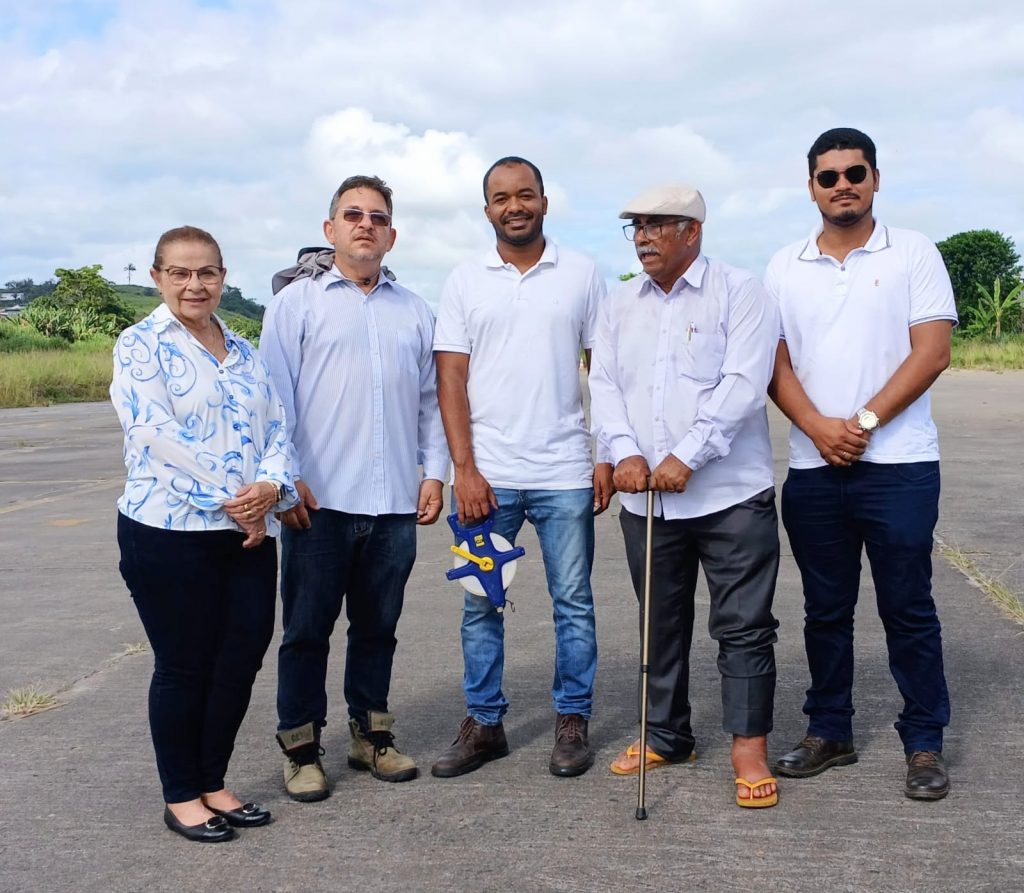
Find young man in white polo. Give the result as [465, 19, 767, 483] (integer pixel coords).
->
[431, 156, 613, 779]
[766, 127, 957, 800]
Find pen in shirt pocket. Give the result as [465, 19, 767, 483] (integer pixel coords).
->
[686, 322, 698, 343]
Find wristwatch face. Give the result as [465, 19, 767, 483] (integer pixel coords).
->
[858, 409, 879, 431]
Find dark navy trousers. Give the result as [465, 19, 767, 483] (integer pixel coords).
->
[117, 513, 277, 803]
[781, 461, 950, 753]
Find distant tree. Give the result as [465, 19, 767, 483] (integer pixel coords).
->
[619, 272, 639, 282]
[936, 230, 1022, 321]
[4, 278, 57, 300]
[32, 265, 134, 332]
[219, 284, 265, 320]
[124, 263, 136, 284]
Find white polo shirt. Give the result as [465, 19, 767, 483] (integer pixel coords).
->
[434, 239, 605, 489]
[765, 221, 958, 469]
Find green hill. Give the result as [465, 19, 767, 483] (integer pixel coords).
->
[111, 284, 264, 321]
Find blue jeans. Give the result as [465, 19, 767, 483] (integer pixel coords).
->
[117, 513, 277, 803]
[461, 487, 597, 725]
[781, 461, 950, 753]
[276, 509, 416, 735]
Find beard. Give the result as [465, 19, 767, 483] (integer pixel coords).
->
[493, 214, 544, 247]
[824, 199, 873, 228]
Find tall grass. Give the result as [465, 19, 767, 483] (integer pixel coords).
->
[950, 335, 1024, 370]
[0, 344, 113, 407]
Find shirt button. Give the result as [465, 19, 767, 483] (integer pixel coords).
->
[218, 369, 225, 375]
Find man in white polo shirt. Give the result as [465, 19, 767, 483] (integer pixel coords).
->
[766, 128, 956, 800]
[431, 156, 613, 779]
[590, 183, 782, 808]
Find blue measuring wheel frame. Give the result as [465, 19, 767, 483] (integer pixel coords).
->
[445, 511, 525, 611]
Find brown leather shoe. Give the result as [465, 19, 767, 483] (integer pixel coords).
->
[549, 714, 594, 777]
[905, 751, 949, 800]
[774, 735, 858, 778]
[431, 716, 510, 778]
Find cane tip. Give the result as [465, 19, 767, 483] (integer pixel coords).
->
[635, 807, 648, 821]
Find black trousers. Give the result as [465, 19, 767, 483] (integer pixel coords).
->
[117, 513, 276, 802]
[619, 488, 780, 758]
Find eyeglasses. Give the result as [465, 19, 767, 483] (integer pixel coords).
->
[622, 218, 691, 242]
[814, 164, 869, 189]
[159, 266, 225, 285]
[339, 207, 392, 227]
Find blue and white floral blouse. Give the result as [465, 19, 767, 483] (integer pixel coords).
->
[111, 303, 297, 534]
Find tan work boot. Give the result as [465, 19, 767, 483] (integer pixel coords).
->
[276, 722, 330, 802]
[347, 712, 418, 782]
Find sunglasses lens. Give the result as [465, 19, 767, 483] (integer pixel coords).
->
[846, 165, 868, 184]
[341, 209, 363, 223]
[368, 213, 391, 227]
[816, 170, 839, 188]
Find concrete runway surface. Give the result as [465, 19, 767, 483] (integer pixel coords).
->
[0, 371, 1021, 893]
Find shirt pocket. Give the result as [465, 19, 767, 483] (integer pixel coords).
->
[678, 331, 726, 383]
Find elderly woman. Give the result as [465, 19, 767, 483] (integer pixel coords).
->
[111, 225, 297, 842]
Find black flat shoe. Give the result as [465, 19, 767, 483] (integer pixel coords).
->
[163, 806, 236, 842]
[207, 802, 272, 827]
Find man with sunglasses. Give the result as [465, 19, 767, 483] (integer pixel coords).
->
[431, 156, 613, 780]
[766, 128, 957, 800]
[261, 175, 449, 800]
[589, 184, 782, 808]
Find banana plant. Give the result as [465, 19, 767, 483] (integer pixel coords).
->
[965, 277, 1024, 339]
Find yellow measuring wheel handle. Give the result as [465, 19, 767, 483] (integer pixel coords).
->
[450, 545, 495, 572]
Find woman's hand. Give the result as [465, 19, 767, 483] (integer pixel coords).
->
[224, 481, 278, 525]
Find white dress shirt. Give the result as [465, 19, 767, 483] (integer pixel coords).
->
[260, 267, 449, 515]
[110, 303, 297, 534]
[433, 239, 605, 489]
[765, 221, 958, 469]
[590, 255, 777, 519]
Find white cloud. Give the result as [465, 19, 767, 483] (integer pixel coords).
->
[0, 0, 1021, 297]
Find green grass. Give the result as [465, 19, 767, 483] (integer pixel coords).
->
[0, 322, 65, 353]
[0, 345, 113, 407]
[950, 335, 1024, 370]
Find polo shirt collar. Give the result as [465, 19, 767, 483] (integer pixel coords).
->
[484, 237, 559, 270]
[798, 219, 891, 260]
[638, 253, 708, 297]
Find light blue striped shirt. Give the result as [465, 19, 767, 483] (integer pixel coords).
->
[260, 267, 449, 516]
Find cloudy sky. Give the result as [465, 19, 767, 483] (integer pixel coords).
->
[2, 0, 1020, 305]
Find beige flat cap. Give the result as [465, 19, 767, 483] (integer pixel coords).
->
[619, 184, 706, 222]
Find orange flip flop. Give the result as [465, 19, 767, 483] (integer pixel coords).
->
[609, 741, 697, 776]
[735, 776, 779, 808]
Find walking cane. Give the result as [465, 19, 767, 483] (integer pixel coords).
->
[636, 482, 655, 821]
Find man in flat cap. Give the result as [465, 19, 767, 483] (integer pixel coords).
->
[589, 184, 782, 807]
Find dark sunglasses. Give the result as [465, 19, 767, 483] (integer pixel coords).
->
[340, 207, 392, 227]
[814, 164, 869, 189]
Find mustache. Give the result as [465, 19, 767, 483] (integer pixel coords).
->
[637, 247, 659, 258]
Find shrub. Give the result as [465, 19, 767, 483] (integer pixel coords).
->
[0, 319, 64, 352]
